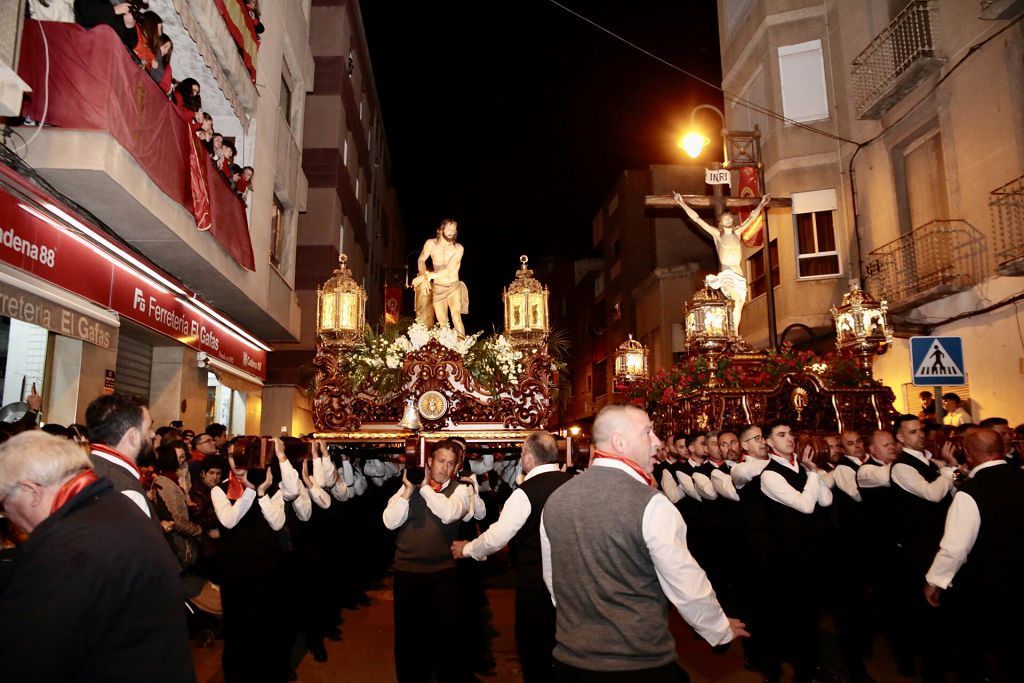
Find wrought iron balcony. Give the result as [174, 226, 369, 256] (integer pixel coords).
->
[851, 1, 944, 119]
[990, 174, 1024, 276]
[980, 0, 1024, 20]
[863, 220, 984, 313]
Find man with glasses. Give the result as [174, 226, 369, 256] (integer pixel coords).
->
[0, 431, 194, 682]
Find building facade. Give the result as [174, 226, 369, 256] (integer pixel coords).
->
[265, 0, 405, 436]
[558, 164, 716, 427]
[718, 0, 1024, 423]
[1, 0, 317, 434]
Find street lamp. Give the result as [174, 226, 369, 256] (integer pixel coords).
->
[679, 104, 727, 161]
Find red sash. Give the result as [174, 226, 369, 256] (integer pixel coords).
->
[50, 470, 99, 514]
[91, 444, 140, 479]
[592, 451, 654, 487]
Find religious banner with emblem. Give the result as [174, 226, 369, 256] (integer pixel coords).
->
[737, 167, 764, 247]
[384, 285, 402, 324]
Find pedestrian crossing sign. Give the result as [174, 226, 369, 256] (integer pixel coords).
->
[910, 336, 965, 386]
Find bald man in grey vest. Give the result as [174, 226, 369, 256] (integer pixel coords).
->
[541, 404, 747, 682]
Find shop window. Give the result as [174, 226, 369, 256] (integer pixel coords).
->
[208, 372, 247, 435]
[747, 239, 779, 299]
[0, 318, 49, 407]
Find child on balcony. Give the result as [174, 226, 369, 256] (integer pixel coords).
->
[153, 35, 173, 95]
[218, 143, 236, 178]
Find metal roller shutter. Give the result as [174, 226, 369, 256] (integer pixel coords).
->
[115, 335, 152, 400]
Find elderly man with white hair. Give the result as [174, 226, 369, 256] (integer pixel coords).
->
[0, 431, 194, 683]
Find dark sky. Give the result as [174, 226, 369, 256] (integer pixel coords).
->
[359, 0, 723, 329]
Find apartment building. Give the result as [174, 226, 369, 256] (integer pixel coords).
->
[718, 0, 1024, 421]
[263, 0, 405, 434]
[0, 0, 314, 433]
[558, 164, 716, 425]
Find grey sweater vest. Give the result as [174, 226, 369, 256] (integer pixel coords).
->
[543, 466, 673, 671]
[394, 479, 461, 573]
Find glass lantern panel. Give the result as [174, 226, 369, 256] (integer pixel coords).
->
[837, 312, 856, 341]
[338, 292, 358, 331]
[704, 308, 726, 336]
[625, 352, 644, 375]
[509, 295, 526, 331]
[320, 292, 337, 330]
[528, 293, 545, 330]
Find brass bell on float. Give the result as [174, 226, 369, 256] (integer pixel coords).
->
[398, 398, 421, 431]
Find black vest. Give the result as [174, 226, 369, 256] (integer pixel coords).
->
[652, 461, 669, 491]
[761, 459, 815, 554]
[394, 479, 462, 573]
[889, 451, 950, 568]
[509, 469, 571, 592]
[88, 452, 160, 524]
[954, 464, 1024, 595]
[219, 489, 285, 580]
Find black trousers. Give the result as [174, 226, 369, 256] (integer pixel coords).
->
[554, 660, 689, 683]
[515, 587, 556, 683]
[393, 568, 466, 683]
[221, 572, 290, 683]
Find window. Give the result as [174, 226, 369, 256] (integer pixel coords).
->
[279, 76, 293, 126]
[778, 40, 829, 123]
[343, 139, 349, 167]
[899, 128, 948, 232]
[747, 239, 779, 299]
[270, 195, 286, 268]
[792, 189, 841, 278]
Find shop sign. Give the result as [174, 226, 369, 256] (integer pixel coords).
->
[0, 183, 266, 380]
[0, 281, 117, 351]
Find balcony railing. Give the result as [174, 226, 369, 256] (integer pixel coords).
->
[863, 220, 984, 312]
[990, 174, 1024, 275]
[851, 1, 944, 119]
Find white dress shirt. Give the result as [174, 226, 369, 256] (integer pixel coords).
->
[925, 460, 1006, 589]
[856, 458, 891, 489]
[211, 486, 286, 531]
[90, 449, 150, 517]
[942, 406, 972, 427]
[832, 456, 864, 502]
[760, 455, 832, 513]
[539, 459, 734, 646]
[730, 457, 768, 490]
[291, 483, 312, 521]
[278, 459, 302, 502]
[891, 448, 954, 502]
[381, 481, 473, 530]
[659, 462, 684, 504]
[708, 463, 739, 501]
[689, 459, 717, 500]
[675, 466, 702, 502]
[462, 463, 561, 561]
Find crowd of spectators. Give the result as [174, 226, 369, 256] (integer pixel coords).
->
[28, 0, 258, 202]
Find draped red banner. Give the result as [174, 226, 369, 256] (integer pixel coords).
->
[17, 21, 255, 270]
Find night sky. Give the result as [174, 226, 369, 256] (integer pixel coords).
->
[359, 0, 723, 330]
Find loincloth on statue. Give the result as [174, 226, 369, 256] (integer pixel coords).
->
[705, 269, 746, 301]
[430, 280, 469, 315]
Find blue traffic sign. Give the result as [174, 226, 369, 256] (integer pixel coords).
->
[910, 336, 965, 386]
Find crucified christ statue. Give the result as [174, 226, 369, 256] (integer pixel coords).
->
[672, 192, 771, 337]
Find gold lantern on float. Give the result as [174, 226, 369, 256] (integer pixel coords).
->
[830, 280, 893, 383]
[683, 286, 735, 386]
[684, 286, 735, 353]
[317, 254, 367, 350]
[503, 255, 549, 349]
[614, 334, 649, 384]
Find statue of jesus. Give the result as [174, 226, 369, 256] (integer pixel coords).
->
[672, 192, 771, 337]
[412, 218, 468, 336]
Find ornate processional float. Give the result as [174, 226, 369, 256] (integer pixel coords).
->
[312, 240, 567, 465]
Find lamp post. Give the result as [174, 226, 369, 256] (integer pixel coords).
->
[680, 107, 778, 350]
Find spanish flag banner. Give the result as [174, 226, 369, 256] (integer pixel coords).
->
[214, 0, 259, 82]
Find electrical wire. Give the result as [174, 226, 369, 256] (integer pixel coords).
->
[545, 0, 1024, 151]
[544, 0, 859, 145]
